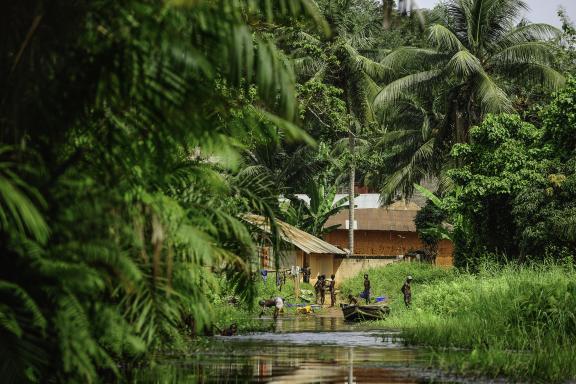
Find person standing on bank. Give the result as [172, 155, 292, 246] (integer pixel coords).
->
[329, 274, 336, 307]
[314, 275, 321, 304]
[401, 276, 413, 308]
[363, 274, 371, 304]
[319, 275, 326, 305]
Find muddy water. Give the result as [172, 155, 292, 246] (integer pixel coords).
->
[129, 316, 462, 383]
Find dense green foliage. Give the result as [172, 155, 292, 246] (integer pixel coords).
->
[343, 262, 576, 382]
[1, 1, 324, 382]
[414, 200, 447, 251]
[373, 0, 564, 201]
[444, 78, 576, 266]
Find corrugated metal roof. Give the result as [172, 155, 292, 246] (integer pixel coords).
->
[243, 214, 347, 255]
[293, 193, 427, 209]
[293, 193, 380, 208]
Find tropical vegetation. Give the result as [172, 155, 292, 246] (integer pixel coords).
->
[373, 0, 565, 200]
[2, 0, 576, 382]
[1, 0, 323, 382]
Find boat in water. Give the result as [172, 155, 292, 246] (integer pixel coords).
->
[340, 303, 390, 321]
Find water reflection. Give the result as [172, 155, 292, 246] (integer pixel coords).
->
[128, 317, 455, 383]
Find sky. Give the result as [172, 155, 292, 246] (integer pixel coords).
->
[413, 0, 576, 26]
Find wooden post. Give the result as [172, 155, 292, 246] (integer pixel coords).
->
[348, 130, 355, 257]
[294, 267, 300, 300]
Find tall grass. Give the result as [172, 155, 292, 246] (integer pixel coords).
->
[341, 262, 576, 383]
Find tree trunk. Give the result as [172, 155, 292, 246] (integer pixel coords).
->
[454, 96, 470, 144]
[382, 0, 392, 29]
[348, 130, 355, 257]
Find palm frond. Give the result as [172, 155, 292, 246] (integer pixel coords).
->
[493, 23, 562, 50]
[467, 0, 529, 50]
[428, 23, 464, 52]
[253, 107, 315, 145]
[490, 42, 557, 66]
[445, 49, 482, 78]
[498, 62, 566, 90]
[380, 138, 435, 203]
[0, 147, 48, 243]
[373, 69, 442, 108]
[343, 43, 395, 82]
[0, 281, 46, 337]
[381, 47, 445, 73]
[473, 72, 514, 113]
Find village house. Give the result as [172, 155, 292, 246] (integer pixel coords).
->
[243, 214, 346, 285]
[321, 194, 453, 282]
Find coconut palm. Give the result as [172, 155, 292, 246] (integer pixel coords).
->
[280, 0, 397, 254]
[373, 0, 565, 201]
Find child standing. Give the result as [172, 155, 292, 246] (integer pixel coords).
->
[329, 274, 336, 307]
[401, 276, 413, 308]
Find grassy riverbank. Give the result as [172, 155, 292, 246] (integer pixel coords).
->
[340, 262, 576, 383]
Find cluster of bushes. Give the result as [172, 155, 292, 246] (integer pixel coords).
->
[444, 78, 576, 267]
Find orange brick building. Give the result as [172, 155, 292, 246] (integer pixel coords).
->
[318, 194, 452, 274]
[324, 200, 453, 263]
[321, 199, 453, 282]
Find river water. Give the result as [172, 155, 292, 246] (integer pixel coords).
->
[128, 316, 470, 383]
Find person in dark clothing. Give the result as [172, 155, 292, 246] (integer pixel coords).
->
[303, 266, 311, 283]
[401, 275, 413, 308]
[363, 274, 371, 304]
[348, 294, 358, 305]
[276, 270, 287, 291]
[220, 323, 238, 336]
[319, 275, 326, 305]
[260, 269, 268, 284]
[314, 276, 321, 304]
[329, 274, 336, 307]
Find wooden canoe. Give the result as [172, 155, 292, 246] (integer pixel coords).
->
[341, 303, 390, 321]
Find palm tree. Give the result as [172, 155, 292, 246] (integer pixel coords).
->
[242, 140, 327, 197]
[373, 0, 565, 201]
[282, 0, 395, 254]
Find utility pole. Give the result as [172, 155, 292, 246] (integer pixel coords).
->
[348, 129, 355, 257]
